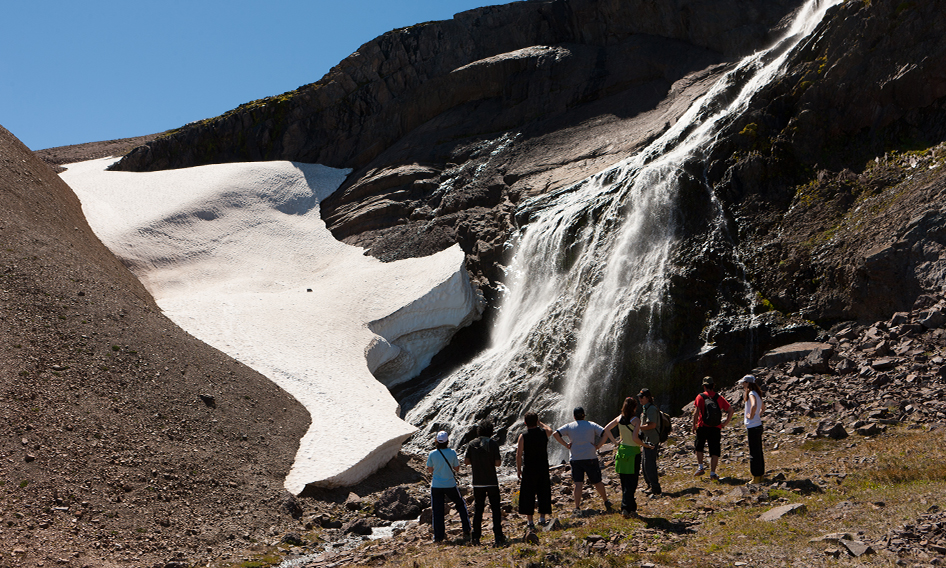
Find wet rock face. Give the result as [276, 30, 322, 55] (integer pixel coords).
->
[701, 0, 946, 326]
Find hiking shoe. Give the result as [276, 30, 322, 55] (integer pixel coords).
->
[538, 518, 547, 526]
[709, 472, 720, 482]
[526, 522, 535, 531]
[752, 475, 764, 484]
[572, 508, 583, 517]
[694, 465, 706, 476]
[604, 500, 614, 513]
[494, 536, 508, 547]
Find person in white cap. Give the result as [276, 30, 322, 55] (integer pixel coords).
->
[738, 374, 766, 484]
[426, 430, 471, 543]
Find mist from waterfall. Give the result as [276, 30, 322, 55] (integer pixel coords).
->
[405, 0, 841, 444]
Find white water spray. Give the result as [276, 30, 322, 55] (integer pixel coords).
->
[406, 0, 841, 441]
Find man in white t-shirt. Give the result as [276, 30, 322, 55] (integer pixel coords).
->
[553, 407, 613, 516]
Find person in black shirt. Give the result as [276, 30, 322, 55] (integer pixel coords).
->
[464, 420, 506, 546]
[515, 412, 553, 529]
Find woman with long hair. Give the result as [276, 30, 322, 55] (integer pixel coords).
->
[600, 396, 653, 517]
[739, 375, 766, 484]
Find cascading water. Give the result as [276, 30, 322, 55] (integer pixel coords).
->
[405, 0, 841, 445]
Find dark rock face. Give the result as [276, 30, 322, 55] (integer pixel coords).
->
[104, 1, 807, 384]
[703, 0, 946, 325]
[107, 0, 804, 309]
[104, 0, 946, 410]
[111, 0, 802, 173]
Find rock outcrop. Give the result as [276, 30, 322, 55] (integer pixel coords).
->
[111, 0, 803, 173]
[704, 0, 946, 324]
[83, 0, 946, 430]
[109, 0, 804, 307]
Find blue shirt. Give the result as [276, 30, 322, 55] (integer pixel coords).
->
[426, 448, 459, 488]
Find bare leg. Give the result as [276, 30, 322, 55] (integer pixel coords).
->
[573, 481, 584, 509]
[593, 482, 608, 504]
[710, 455, 719, 474]
[695, 451, 705, 467]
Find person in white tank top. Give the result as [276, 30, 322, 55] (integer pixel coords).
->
[739, 375, 766, 484]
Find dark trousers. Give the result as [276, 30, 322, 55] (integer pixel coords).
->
[642, 445, 661, 494]
[431, 486, 470, 542]
[747, 425, 765, 477]
[619, 453, 642, 514]
[518, 473, 552, 516]
[472, 486, 503, 541]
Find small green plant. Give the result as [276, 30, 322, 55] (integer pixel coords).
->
[19, 480, 29, 488]
[755, 292, 776, 312]
[739, 123, 758, 139]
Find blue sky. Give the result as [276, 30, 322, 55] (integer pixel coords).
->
[1, 1, 500, 150]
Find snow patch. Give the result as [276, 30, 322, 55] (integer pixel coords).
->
[61, 158, 481, 492]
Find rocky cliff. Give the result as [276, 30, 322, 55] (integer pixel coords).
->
[107, 0, 945, 405]
[695, 0, 946, 354]
[110, 0, 802, 300]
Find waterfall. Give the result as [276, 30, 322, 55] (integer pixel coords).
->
[405, 0, 841, 445]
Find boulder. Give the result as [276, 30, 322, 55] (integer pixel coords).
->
[344, 492, 364, 511]
[318, 516, 343, 530]
[342, 518, 373, 536]
[803, 345, 835, 374]
[758, 503, 807, 521]
[278, 494, 304, 519]
[889, 312, 909, 326]
[919, 308, 945, 329]
[855, 423, 886, 436]
[523, 528, 540, 544]
[840, 539, 874, 557]
[374, 486, 424, 521]
[758, 342, 833, 368]
[817, 422, 849, 440]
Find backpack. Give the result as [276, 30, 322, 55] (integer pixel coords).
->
[700, 393, 722, 427]
[657, 410, 672, 443]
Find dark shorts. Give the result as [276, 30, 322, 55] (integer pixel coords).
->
[695, 426, 722, 457]
[570, 459, 602, 484]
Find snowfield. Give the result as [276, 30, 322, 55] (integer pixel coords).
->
[61, 158, 481, 493]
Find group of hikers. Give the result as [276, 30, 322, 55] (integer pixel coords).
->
[425, 374, 765, 544]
